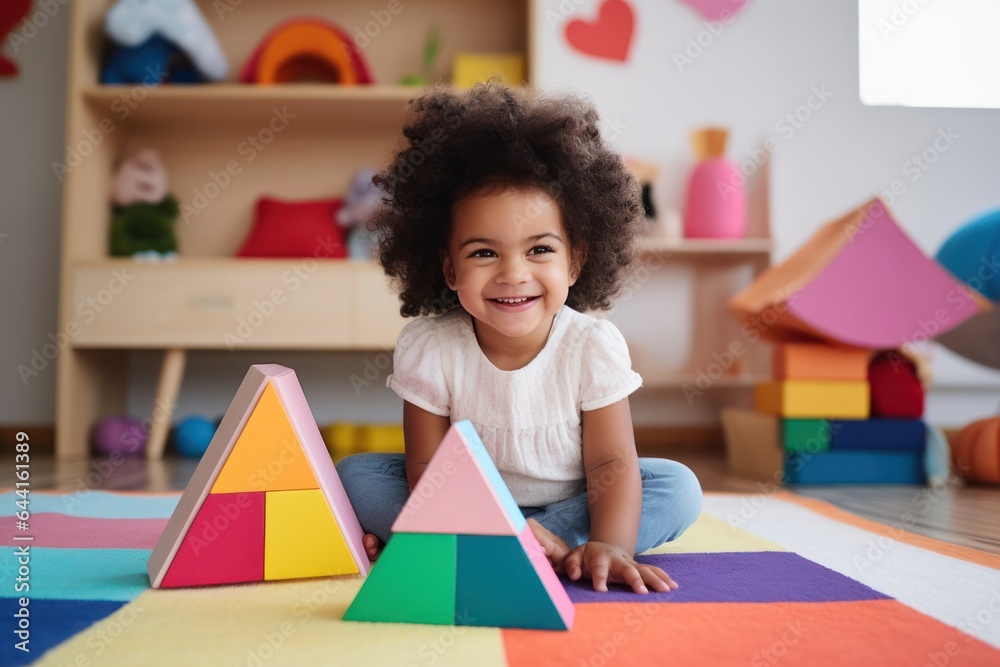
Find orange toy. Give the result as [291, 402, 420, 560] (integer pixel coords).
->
[240, 18, 373, 85]
[951, 417, 1000, 483]
[772, 342, 870, 381]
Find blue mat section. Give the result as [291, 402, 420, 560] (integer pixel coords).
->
[0, 549, 151, 601]
[0, 491, 179, 519]
[786, 450, 926, 485]
[829, 419, 925, 450]
[0, 598, 127, 667]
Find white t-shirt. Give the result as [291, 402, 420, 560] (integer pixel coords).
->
[386, 305, 643, 507]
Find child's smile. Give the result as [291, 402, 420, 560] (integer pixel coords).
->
[441, 186, 581, 366]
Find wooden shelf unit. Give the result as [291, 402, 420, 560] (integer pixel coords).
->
[56, 0, 531, 459]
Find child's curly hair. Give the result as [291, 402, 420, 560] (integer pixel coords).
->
[371, 80, 645, 317]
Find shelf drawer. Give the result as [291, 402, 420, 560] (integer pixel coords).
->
[70, 262, 360, 349]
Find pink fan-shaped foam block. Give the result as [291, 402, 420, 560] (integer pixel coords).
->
[730, 198, 991, 348]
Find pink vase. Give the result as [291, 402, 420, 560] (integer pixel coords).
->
[683, 128, 747, 239]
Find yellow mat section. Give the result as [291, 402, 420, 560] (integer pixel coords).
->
[36, 578, 506, 667]
[642, 511, 786, 554]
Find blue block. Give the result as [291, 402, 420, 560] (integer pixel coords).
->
[785, 450, 925, 485]
[828, 419, 926, 450]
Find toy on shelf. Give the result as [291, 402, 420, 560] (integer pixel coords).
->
[239, 18, 373, 85]
[147, 365, 370, 588]
[109, 149, 178, 258]
[452, 53, 525, 88]
[172, 415, 216, 459]
[683, 127, 746, 239]
[92, 416, 148, 457]
[101, 0, 228, 84]
[934, 209, 1000, 369]
[625, 158, 659, 220]
[237, 196, 348, 259]
[729, 198, 990, 349]
[321, 422, 403, 458]
[344, 421, 574, 630]
[400, 25, 442, 86]
[951, 417, 1000, 484]
[336, 168, 384, 260]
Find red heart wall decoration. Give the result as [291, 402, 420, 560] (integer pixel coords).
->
[565, 0, 635, 63]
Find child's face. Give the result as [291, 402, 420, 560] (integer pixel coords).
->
[442, 186, 581, 342]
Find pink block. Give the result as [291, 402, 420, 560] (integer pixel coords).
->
[160, 492, 264, 588]
[517, 524, 575, 629]
[270, 369, 371, 575]
[0, 514, 166, 549]
[392, 427, 520, 536]
[790, 204, 983, 348]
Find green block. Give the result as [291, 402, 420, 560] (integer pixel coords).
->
[343, 533, 456, 625]
[782, 419, 831, 453]
[456, 535, 567, 630]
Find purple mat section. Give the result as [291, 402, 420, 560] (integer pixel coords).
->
[562, 551, 890, 604]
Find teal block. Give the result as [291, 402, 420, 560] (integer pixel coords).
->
[344, 533, 456, 625]
[456, 534, 567, 630]
[0, 548, 150, 601]
[785, 450, 925, 485]
[454, 421, 526, 532]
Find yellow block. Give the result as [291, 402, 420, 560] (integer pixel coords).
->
[357, 424, 404, 453]
[212, 383, 319, 493]
[754, 380, 870, 419]
[265, 489, 358, 580]
[452, 52, 525, 88]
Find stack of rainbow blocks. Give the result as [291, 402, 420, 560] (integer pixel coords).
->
[727, 342, 926, 485]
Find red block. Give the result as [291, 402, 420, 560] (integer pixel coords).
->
[161, 492, 265, 587]
[868, 351, 924, 418]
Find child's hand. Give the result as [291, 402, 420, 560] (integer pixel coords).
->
[527, 518, 571, 572]
[564, 541, 679, 594]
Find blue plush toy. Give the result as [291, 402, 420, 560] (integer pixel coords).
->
[100, 0, 227, 84]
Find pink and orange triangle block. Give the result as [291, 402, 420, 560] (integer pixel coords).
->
[343, 421, 575, 630]
[147, 365, 371, 588]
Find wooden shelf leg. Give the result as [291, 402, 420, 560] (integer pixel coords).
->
[146, 348, 187, 460]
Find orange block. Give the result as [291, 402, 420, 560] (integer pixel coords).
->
[772, 343, 870, 380]
[211, 383, 318, 493]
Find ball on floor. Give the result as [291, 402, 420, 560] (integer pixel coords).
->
[173, 416, 216, 458]
[92, 416, 147, 457]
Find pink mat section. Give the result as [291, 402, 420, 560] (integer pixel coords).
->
[789, 204, 983, 348]
[0, 514, 167, 549]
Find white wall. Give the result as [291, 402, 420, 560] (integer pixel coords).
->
[3, 1, 997, 430]
[0, 5, 69, 422]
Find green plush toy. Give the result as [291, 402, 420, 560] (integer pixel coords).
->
[109, 195, 179, 256]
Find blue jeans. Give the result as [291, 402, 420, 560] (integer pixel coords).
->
[336, 454, 703, 554]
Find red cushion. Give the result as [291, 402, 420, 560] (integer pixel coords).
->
[868, 351, 924, 418]
[237, 196, 347, 258]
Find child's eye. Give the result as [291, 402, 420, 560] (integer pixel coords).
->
[529, 245, 555, 255]
[468, 248, 496, 258]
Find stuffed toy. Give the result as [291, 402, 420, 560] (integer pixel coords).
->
[102, 0, 228, 84]
[337, 168, 384, 260]
[109, 149, 179, 257]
